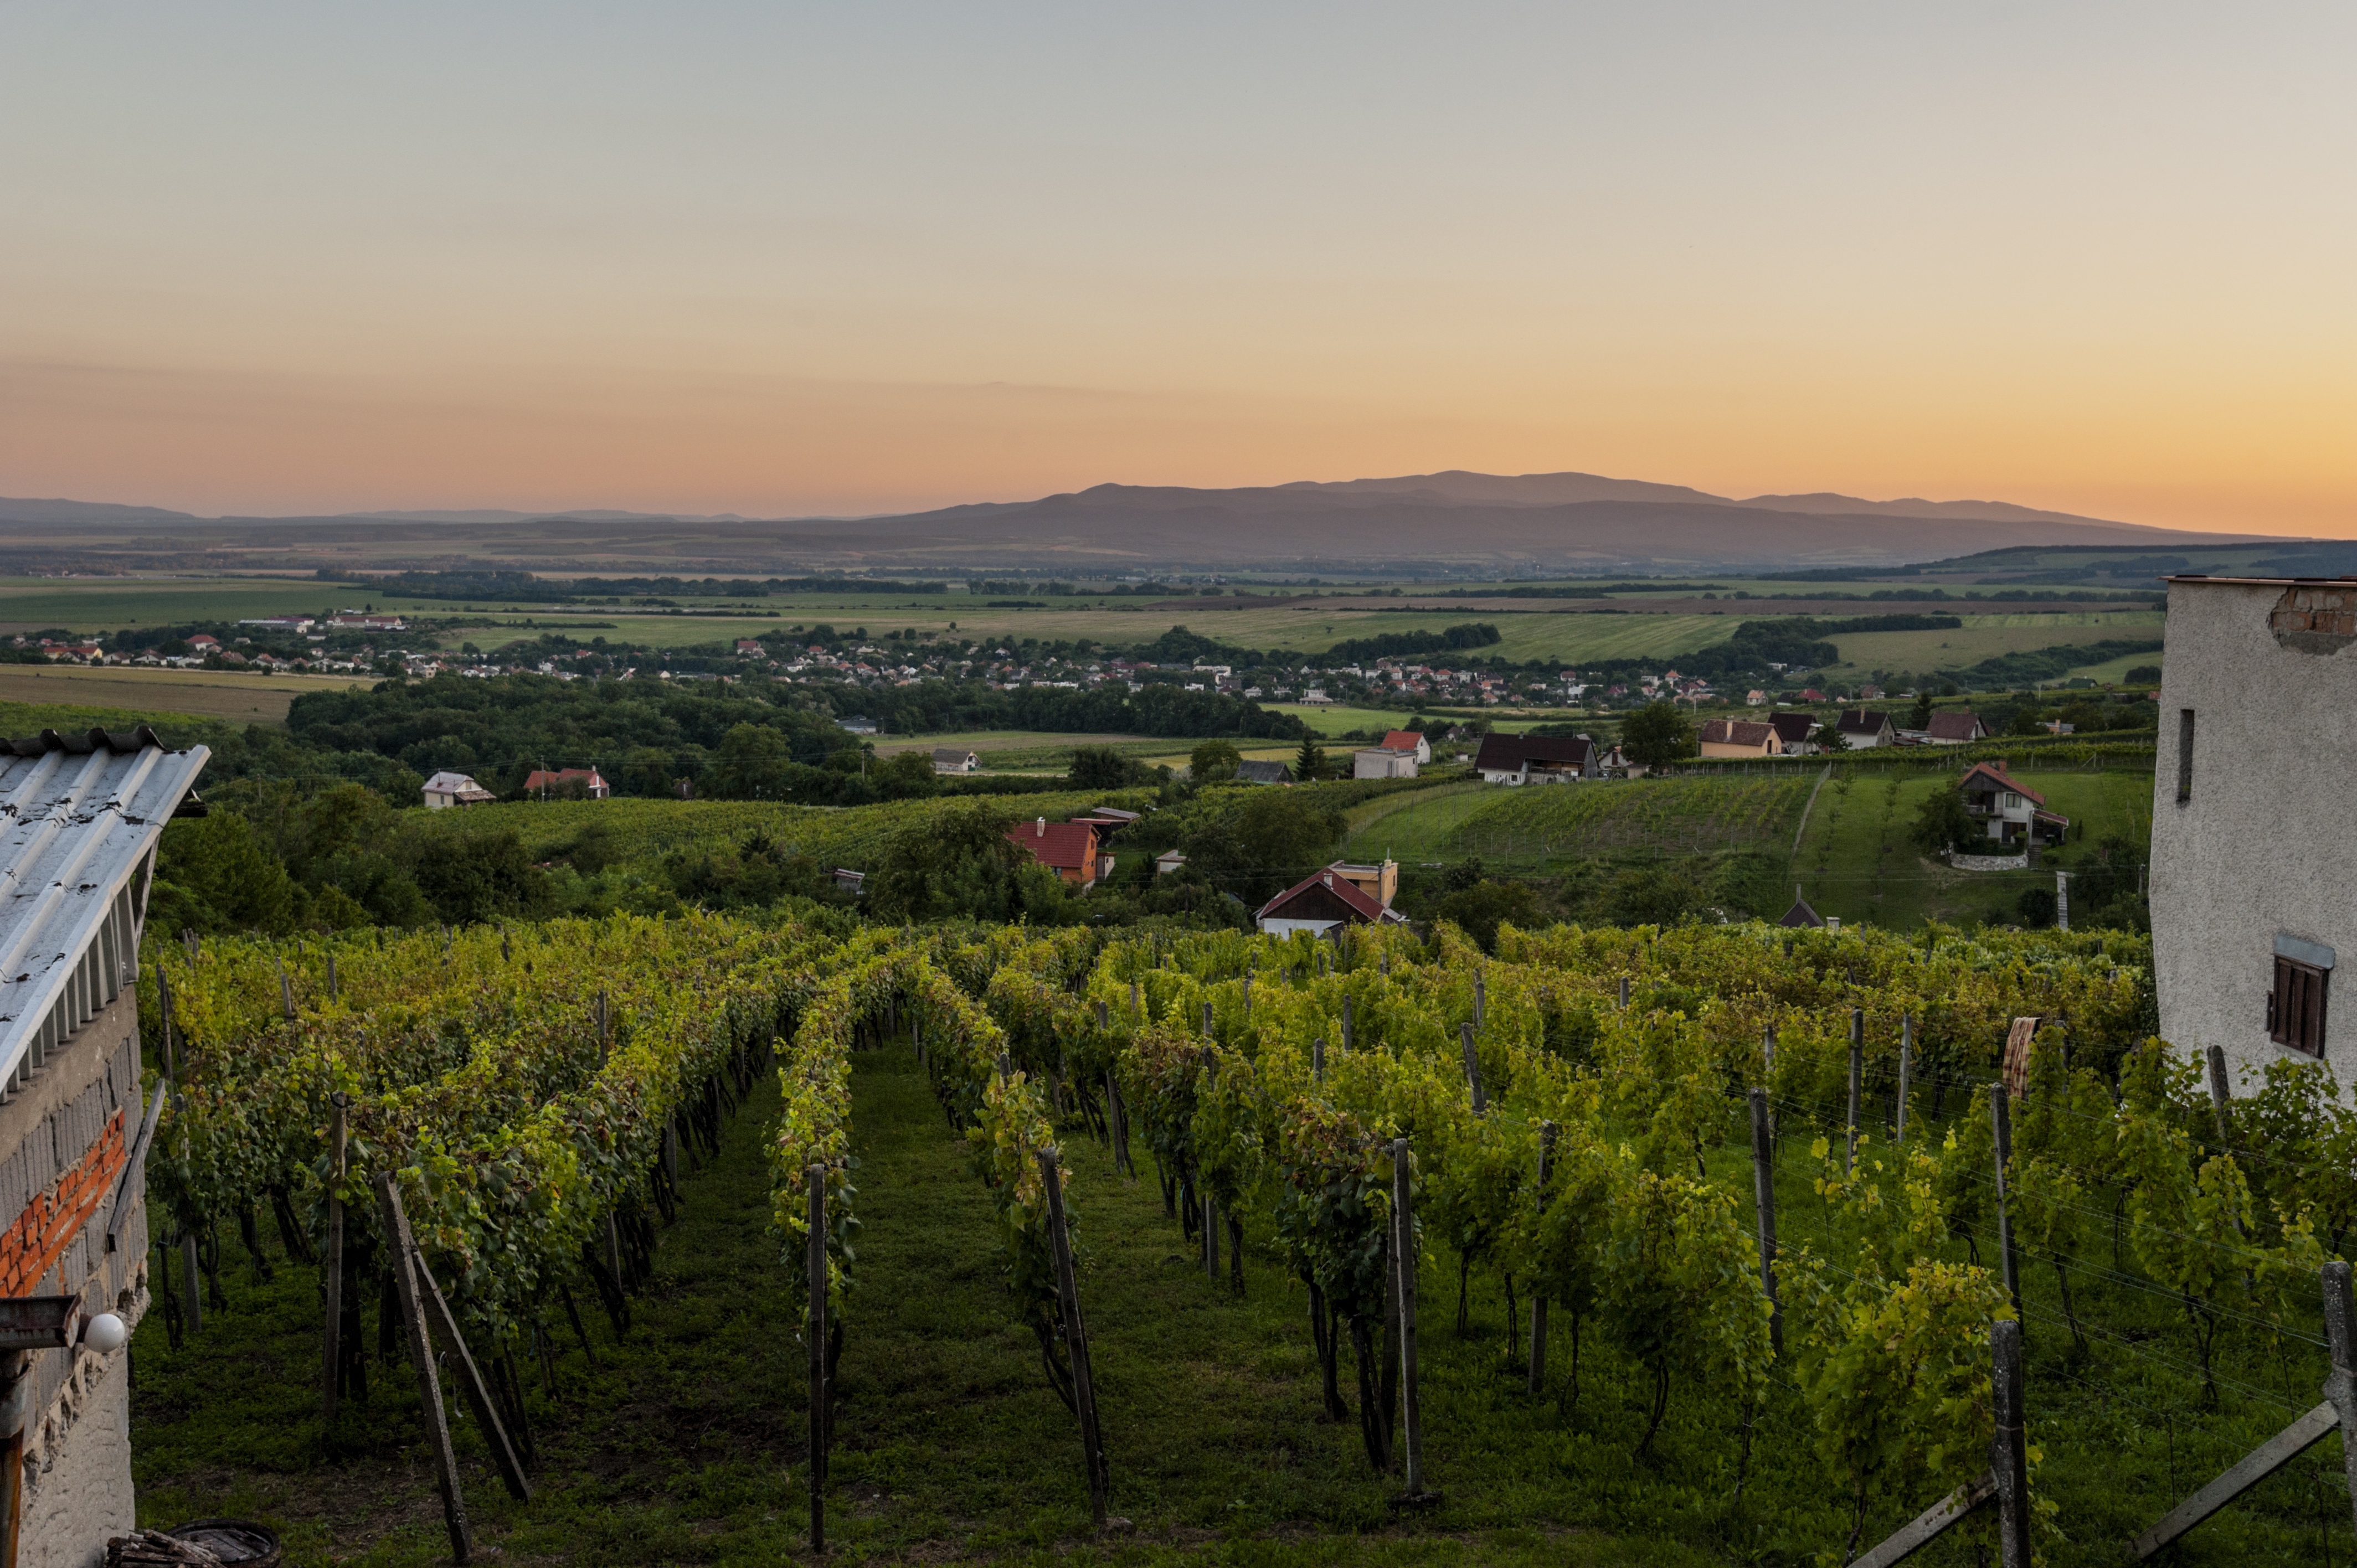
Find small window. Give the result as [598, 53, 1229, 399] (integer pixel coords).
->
[2271, 957, 2329, 1058]
[2176, 709, 2195, 803]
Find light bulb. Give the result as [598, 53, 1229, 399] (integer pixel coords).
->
[80, 1313, 127, 1354]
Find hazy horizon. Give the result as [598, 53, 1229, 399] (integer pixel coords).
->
[4, 3, 2351, 535]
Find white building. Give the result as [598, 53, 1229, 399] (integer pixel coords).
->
[932, 747, 980, 774]
[2152, 574, 2357, 1088]
[1352, 747, 1418, 780]
[1471, 733, 1595, 784]
[422, 771, 496, 808]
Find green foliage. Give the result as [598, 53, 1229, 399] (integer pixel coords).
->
[1618, 700, 1697, 767]
[1189, 736, 1243, 785]
[1910, 784, 1980, 856]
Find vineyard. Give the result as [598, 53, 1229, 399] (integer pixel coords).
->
[1352, 776, 1816, 868]
[129, 912, 2357, 1564]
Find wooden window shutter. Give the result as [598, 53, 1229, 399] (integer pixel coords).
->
[2272, 955, 2329, 1058]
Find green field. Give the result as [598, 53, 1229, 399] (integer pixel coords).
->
[0, 663, 372, 724]
[1790, 766, 2155, 929]
[1343, 777, 1815, 869]
[1820, 611, 2164, 681]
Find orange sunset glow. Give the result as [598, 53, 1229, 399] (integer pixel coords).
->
[4, 3, 2352, 533]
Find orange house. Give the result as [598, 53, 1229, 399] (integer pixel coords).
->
[1005, 817, 1116, 889]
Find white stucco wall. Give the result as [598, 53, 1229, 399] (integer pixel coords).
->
[22, 1352, 136, 1568]
[2150, 579, 2357, 1091]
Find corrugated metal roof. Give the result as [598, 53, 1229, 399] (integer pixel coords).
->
[0, 729, 208, 1094]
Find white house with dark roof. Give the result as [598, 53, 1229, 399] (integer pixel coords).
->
[1954, 760, 2067, 847]
[1472, 733, 1595, 784]
[2150, 572, 2357, 1090]
[421, 771, 496, 808]
[1833, 709, 1896, 749]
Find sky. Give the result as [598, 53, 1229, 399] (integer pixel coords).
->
[3, 2, 2351, 534]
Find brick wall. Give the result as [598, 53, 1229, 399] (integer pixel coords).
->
[0, 1109, 125, 1299]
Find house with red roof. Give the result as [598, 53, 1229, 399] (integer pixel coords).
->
[1255, 861, 1408, 937]
[1955, 760, 2068, 848]
[1006, 816, 1115, 889]
[523, 766, 610, 800]
[1378, 730, 1431, 765]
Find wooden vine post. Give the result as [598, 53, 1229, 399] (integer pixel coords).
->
[1844, 1007, 1864, 1174]
[1527, 1121, 1556, 1394]
[1747, 1089, 1781, 1356]
[2204, 1044, 2233, 1144]
[1849, 1318, 2030, 1568]
[1990, 1084, 2022, 1323]
[1989, 1318, 2032, 1566]
[321, 1092, 348, 1425]
[1459, 1023, 1486, 1114]
[807, 1164, 828, 1554]
[373, 1173, 472, 1564]
[1036, 1148, 1110, 1531]
[1341, 994, 1353, 1053]
[1895, 1014, 1911, 1142]
[156, 968, 203, 1335]
[1311, 1036, 1325, 1085]
[1390, 1137, 1439, 1506]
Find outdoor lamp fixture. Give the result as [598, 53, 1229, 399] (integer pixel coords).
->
[0, 1297, 128, 1564]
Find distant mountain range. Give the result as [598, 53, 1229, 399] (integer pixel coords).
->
[0, 471, 2282, 572]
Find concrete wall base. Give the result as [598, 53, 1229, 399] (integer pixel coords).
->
[21, 1344, 135, 1568]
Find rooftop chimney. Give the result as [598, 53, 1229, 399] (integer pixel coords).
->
[1037, 817, 1047, 835]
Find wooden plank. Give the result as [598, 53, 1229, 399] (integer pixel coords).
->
[407, 1223, 535, 1502]
[1850, 1472, 1995, 1568]
[374, 1173, 472, 1564]
[2130, 1401, 2338, 1559]
[1037, 1149, 1109, 1531]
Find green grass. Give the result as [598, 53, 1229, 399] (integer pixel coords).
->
[1340, 787, 1502, 863]
[1820, 612, 2165, 681]
[450, 790, 1154, 877]
[1340, 778, 1814, 871]
[1789, 766, 2156, 929]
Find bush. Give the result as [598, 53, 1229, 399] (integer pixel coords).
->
[2015, 886, 2057, 927]
[1911, 787, 1980, 856]
[2124, 665, 2162, 684]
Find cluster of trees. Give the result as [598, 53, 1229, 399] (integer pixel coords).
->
[279, 672, 1299, 805]
[151, 783, 553, 936]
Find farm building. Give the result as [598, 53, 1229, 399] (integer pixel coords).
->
[1256, 862, 1407, 938]
[1472, 734, 1596, 785]
[1234, 761, 1294, 786]
[1352, 748, 1418, 780]
[521, 767, 609, 800]
[1004, 818, 1115, 889]
[421, 771, 495, 809]
[2150, 574, 2357, 1088]
[932, 748, 979, 774]
[1763, 712, 1819, 756]
[1697, 719, 1782, 759]
[0, 728, 210, 1562]
[1922, 711, 1988, 745]
[1833, 709, 1896, 749]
